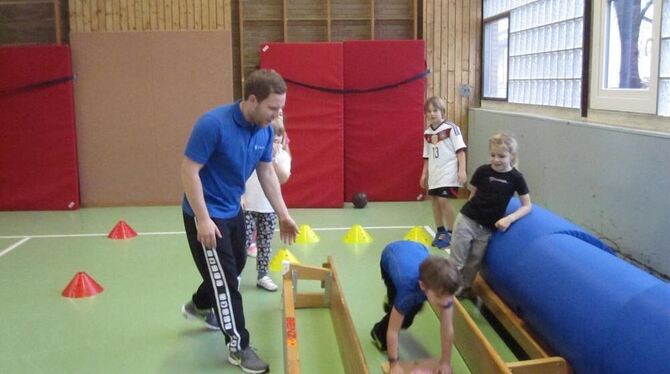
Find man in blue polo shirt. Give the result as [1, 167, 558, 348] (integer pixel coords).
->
[180, 69, 298, 374]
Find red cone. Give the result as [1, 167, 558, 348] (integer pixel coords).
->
[61, 272, 104, 298]
[108, 220, 137, 239]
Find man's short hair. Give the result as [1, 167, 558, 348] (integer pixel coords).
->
[419, 256, 460, 297]
[244, 69, 287, 102]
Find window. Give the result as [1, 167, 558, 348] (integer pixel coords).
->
[659, 0, 670, 116]
[590, 0, 663, 114]
[483, 17, 510, 99]
[483, 0, 585, 108]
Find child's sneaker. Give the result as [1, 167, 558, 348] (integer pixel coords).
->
[434, 231, 451, 249]
[256, 276, 278, 292]
[181, 301, 219, 330]
[370, 327, 387, 351]
[431, 231, 441, 247]
[432, 228, 448, 247]
[228, 346, 269, 373]
[247, 243, 257, 258]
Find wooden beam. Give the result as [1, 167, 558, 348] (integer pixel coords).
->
[429, 296, 510, 373]
[507, 357, 569, 374]
[474, 276, 552, 360]
[54, 0, 62, 44]
[282, 258, 368, 374]
[295, 292, 326, 308]
[450, 298, 512, 374]
[290, 263, 332, 281]
[327, 256, 370, 374]
[282, 271, 301, 374]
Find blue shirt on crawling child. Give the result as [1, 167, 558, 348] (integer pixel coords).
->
[381, 240, 429, 315]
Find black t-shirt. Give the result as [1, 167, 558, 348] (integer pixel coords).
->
[461, 164, 529, 229]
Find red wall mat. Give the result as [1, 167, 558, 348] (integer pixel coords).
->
[343, 40, 426, 201]
[0, 45, 80, 210]
[260, 42, 344, 208]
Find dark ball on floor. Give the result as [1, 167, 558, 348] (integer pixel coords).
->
[352, 192, 368, 209]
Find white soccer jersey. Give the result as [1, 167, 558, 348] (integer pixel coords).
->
[422, 121, 467, 188]
[243, 149, 292, 213]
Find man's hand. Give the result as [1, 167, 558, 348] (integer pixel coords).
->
[389, 361, 404, 374]
[196, 218, 222, 249]
[436, 360, 452, 374]
[278, 215, 299, 245]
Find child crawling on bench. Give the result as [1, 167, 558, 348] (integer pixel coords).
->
[371, 240, 460, 374]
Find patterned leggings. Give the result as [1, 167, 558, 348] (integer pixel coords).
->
[244, 210, 277, 278]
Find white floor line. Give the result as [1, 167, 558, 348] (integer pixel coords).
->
[0, 237, 31, 257]
[0, 225, 419, 240]
[0, 233, 107, 239]
[138, 231, 185, 235]
[423, 225, 435, 237]
[307, 225, 415, 231]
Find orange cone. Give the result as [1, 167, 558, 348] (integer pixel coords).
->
[62, 272, 104, 298]
[108, 220, 137, 239]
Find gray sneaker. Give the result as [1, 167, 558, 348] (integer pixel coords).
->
[181, 301, 219, 331]
[228, 346, 269, 373]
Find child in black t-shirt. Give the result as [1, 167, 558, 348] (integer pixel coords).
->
[449, 132, 532, 299]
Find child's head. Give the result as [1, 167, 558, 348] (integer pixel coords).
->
[424, 96, 446, 125]
[271, 111, 286, 147]
[419, 256, 460, 302]
[489, 132, 519, 170]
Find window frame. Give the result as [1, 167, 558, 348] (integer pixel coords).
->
[482, 12, 511, 101]
[590, 0, 663, 114]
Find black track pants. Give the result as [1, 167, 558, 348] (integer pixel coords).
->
[183, 211, 249, 352]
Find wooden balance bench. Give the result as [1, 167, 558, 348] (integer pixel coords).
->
[382, 275, 570, 374]
[282, 256, 369, 374]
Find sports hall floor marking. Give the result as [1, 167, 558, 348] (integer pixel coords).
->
[0, 225, 427, 258]
[0, 225, 420, 240]
[0, 225, 443, 259]
[0, 237, 31, 257]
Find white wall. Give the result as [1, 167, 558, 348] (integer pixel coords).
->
[469, 108, 670, 278]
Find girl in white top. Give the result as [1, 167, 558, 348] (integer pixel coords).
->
[242, 113, 292, 291]
[420, 97, 467, 249]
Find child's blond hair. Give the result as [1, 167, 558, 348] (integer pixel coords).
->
[271, 116, 285, 137]
[489, 132, 519, 166]
[424, 96, 447, 117]
[271, 114, 289, 153]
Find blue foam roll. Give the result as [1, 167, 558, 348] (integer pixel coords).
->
[482, 198, 612, 310]
[497, 198, 613, 254]
[483, 234, 661, 374]
[603, 284, 670, 374]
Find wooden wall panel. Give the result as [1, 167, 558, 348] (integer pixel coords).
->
[239, 0, 416, 91]
[423, 0, 481, 142]
[0, 0, 68, 44]
[71, 31, 233, 206]
[68, 0, 231, 31]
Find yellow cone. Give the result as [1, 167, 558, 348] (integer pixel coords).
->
[342, 224, 373, 244]
[269, 248, 301, 272]
[295, 224, 320, 244]
[404, 226, 433, 247]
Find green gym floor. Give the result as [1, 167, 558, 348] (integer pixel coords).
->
[0, 201, 518, 373]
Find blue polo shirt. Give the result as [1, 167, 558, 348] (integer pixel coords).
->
[182, 102, 274, 219]
[381, 240, 429, 315]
